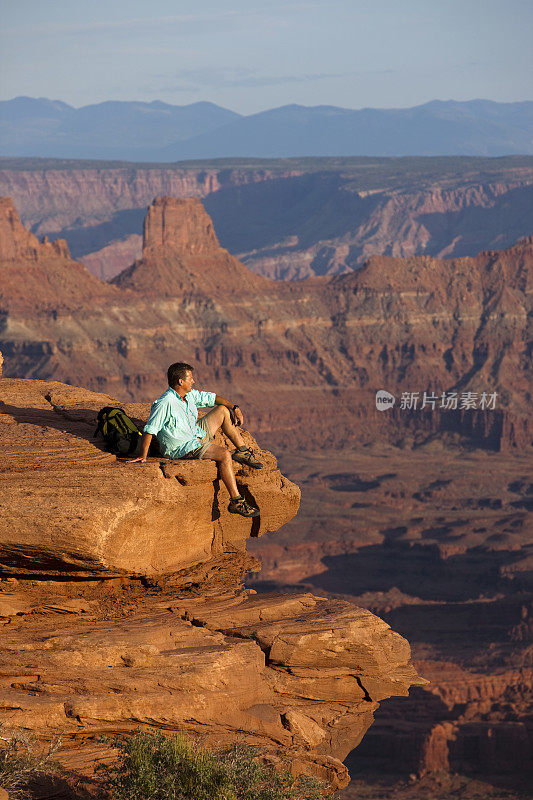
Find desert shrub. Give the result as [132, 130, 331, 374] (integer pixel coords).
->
[99, 729, 327, 800]
[0, 728, 60, 800]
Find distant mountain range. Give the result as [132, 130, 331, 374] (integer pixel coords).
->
[0, 97, 239, 161]
[1, 96, 532, 161]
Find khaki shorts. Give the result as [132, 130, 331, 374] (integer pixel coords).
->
[180, 413, 214, 460]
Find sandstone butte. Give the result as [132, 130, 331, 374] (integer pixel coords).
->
[1, 161, 532, 281]
[0, 363, 425, 791]
[0, 195, 531, 455]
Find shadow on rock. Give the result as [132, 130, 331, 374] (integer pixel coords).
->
[24, 771, 103, 800]
[303, 542, 529, 602]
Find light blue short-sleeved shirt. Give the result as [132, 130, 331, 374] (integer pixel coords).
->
[143, 386, 216, 458]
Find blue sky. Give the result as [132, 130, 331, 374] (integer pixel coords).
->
[1, 0, 531, 113]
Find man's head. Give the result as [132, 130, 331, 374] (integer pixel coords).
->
[168, 362, 195, 395]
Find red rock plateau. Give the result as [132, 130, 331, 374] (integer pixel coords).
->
[0, 195, 532, 797]
[1, 156, 532, 280]
[0, 376, 424, 795]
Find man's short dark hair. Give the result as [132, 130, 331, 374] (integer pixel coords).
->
[168, 362, 194, 388]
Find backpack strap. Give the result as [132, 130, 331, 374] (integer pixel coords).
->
[93, 406, 123, 438]
[125, 432, 141, 456]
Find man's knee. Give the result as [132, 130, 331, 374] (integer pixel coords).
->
[220, 446, 232, 464]
[210, 405, 231, 429]
[205, 444, 231, 463]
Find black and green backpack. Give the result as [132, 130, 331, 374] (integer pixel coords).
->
[94, 407, 142, 456]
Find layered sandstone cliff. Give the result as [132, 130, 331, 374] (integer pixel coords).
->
[245, 444, 533, 790]
[199, 174, 533, 282]
[0, 165, 299, 237]
[0, 195, 530, 452]
[0, 197, 117, 315]
[0, 375, 425, 790]
[1, 159, 532, 281]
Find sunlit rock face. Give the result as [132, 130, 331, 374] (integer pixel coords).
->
[0, 378, 299, 576]
[0, 376, 424, 791]
[0, 195, 531, 452]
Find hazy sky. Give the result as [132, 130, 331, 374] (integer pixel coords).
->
[1, 0, 531, 113]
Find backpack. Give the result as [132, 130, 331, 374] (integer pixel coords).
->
[94, 407, 142, 456]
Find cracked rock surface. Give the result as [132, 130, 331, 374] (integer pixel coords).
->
[0, 378, 299, 576]
[0, 376, 424, 790]
[0, 582, 425, 789]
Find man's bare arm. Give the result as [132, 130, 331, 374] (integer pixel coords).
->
[214, 394, 244, 426]
[130, 432, 152, 463]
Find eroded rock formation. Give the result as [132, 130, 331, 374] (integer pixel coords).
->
[0, 195, 531, 452]
[0, 376, 424, 790]
[0, 378, 297, 577]
[0, 195, 71, 263]
[230, 179, 533, 280]
[1, 159, 532, 280]
[114, 196, 268, 297]
[246, 446, 533, 793]
[0, 198, 116, 316]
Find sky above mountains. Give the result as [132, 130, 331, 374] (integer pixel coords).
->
[0, 0, 532, 114]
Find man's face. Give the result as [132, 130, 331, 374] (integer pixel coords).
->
[179, 370, 195, 394]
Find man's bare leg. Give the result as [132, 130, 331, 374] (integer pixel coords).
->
[202, 405, 245, 446]
[201, 443, 240, 498]
[202, 406, 263, 469]
[200, 442, 259, 518]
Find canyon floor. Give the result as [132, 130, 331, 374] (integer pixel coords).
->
[246, 441, 533, 798]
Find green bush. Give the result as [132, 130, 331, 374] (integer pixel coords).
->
[100, 729, 328, 800]
[0, 728, 60, 800]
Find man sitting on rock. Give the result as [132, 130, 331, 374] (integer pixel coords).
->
[131, 361, 262, 518]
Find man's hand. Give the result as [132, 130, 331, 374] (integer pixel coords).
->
[215, 395, 245, 427]
[128, 432, 152, 463]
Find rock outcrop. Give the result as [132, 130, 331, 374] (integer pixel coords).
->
[114, 197, 268, 296]
[0, 377, 297, 576]
[0, 195, 71, 263]
[0, 195, 531, 452]
[0, 198, 116, 316]
[0, 375, 425, 790]
[1, 158, 532, 280]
